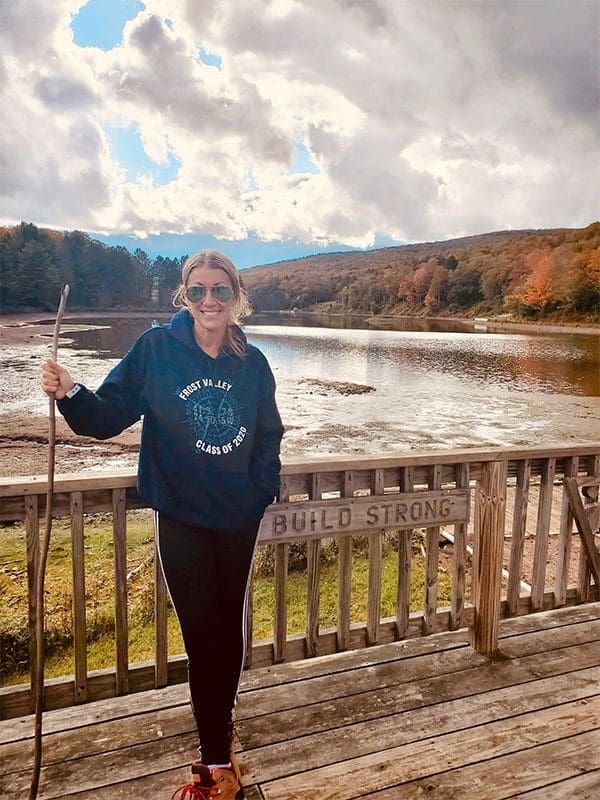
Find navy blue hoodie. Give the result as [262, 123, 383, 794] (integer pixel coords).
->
[57, 310, 284, 530]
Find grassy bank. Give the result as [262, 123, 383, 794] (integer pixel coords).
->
[0, 510, 455, 687]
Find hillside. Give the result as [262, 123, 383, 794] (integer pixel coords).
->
[241, 224, 600, 319]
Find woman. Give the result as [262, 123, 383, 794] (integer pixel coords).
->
[42, 250, 284, 800]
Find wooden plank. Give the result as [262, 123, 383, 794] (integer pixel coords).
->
[112, 488, 129, 695]
[507, 459, 531, 615]
[239, 631, 600, 742]
[564, 478, 600, 587]
[0, 730, 200, 798]
[239, 668, 600, 784]
[153, 529, 168, 688]
[423, 465, 442, 634]
[6, 665, 599, 784]
[450, 463, 470, 630]
[271, 443, 600, 476]
[24, 494, 39, 713]
[305, 474, 322, 657]
[0, 470, 139, 497]
[70, 492, 87, 703]
[3, 594, 596, 721]
[258, 697, 600, 799]
[1, 703, 193, 775]
[530, 458, 556, 611]
[237, 624, 600, 729]
[0, 591, 595, 722]
[396, 467, 413, 639]
[470, 460, 508, 654]
[1, 443, 598, 498]
[33, 771, 264, 800]
[510, 768, 600, 800]
[358, 732, 600, 800]
[2, 613, 597, 744]
[555, 456, 580, 606]
[1, 620, 597, 797]
[243, 601, 600, 690]
[2, 605, 595, 737]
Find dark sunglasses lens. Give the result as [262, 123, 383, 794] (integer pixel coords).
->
[186, 286, 206, 302]
[212, 286, 233, 301]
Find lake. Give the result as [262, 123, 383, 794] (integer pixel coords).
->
[2, 312, 598, 460]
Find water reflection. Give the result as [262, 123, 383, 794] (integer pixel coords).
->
[245, 325, 598, 397]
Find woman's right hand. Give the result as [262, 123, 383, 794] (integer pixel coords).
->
[41, 359, 76, 400]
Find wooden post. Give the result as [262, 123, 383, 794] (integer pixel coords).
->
[273, 477, 290, 663]
[470, 460, 507, 654]
[366, 468, 385, 646]
[530, 458, 556, 611]
[506, 459, 530, 616]
[555, 456, 579, 606]
[112, 488, 129, 695]
[450, 462, 470, 630]
[396, 467, 413, 639]
[306, 473, 323, 657]
[70, 492, 87, 703]
[577, 456, 599, 602]
[564, 478, 600, 587]
[423, 465, 442, 634]
[337, 471, 354, 651]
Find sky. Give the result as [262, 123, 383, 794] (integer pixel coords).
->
[0, 0, 598, 268]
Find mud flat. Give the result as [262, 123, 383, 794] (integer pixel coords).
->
[0, 411, 142, 477]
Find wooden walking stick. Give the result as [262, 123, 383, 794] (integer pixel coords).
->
[30, 285, 70, 800]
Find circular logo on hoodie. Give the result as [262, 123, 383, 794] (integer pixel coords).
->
[186, 387, 241, 446]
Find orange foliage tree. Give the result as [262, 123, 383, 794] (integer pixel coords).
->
[520, 250, 554, 311]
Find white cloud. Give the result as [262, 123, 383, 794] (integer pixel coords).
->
[0, 0, 597, 244]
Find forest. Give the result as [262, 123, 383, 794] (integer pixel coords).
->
[1, 221, 599, 320]
[242, 224, 600, 319]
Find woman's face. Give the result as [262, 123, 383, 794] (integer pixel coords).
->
[184, 264, 235, 339]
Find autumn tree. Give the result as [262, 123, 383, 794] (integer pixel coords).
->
[520, 250, 554, 312]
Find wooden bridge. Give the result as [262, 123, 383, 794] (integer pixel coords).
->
[1, 443, 599, 798]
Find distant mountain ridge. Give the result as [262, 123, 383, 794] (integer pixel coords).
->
[245, 227, 575, 272]
[240, 223, 599, 319]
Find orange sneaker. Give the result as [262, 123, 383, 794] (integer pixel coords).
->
[210, 764, 245, 799]
[171, 762, 216, 799]
[171, 761, 245, 800]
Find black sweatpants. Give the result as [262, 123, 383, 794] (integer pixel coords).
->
[155, 511, 259, 764]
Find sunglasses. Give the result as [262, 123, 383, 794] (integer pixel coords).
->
[185, 284, 234, 303]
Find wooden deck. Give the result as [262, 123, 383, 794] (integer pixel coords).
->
[2, 603, 599, 800]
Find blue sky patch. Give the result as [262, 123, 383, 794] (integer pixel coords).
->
[105, 125, 180, 186]
[90, 230, 403, 268]
[198, 47, 223, 69]
[71, 0, 144, 50]
[291, 142, 320, 174]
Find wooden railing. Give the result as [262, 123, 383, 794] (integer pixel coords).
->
[1, 443, 598, 720]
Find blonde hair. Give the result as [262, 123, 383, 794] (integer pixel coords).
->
[173, 250, 252, 357]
